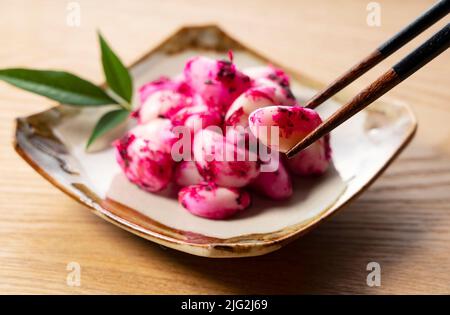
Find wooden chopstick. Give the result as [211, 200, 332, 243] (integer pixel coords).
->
[305, 0, 450, 109]
[286, 24, 450, 158]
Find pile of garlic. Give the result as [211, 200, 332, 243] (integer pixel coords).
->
[114, 55, 331, 219]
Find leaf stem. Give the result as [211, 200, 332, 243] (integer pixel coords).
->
[106, 88, 132, 111]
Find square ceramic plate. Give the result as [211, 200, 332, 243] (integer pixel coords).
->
[13, 25, 417, 258]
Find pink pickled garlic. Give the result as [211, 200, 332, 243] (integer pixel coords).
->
[286, 134, 331, 175]
[175, 161, 203, 187]
[250, 155, 293, 200]
[193, 129, 260, 188]
[184, 56, 251, 113]
[178, 183, 250, 219]
[114, 132, 174, 193]
[248, 105, 322, 152]
[136, 76, 192, 124]
[225, 85, 296, 128]
[248, 105, 331, 175]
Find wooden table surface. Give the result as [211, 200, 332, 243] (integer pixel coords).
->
[1, 0, 449, 294]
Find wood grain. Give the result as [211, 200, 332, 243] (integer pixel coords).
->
[0, 0, 449, 294]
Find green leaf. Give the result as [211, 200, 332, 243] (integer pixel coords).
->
[0, 69, 115, 106]
[98, 32, 133, 103]
[86, 108, 129, 148]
